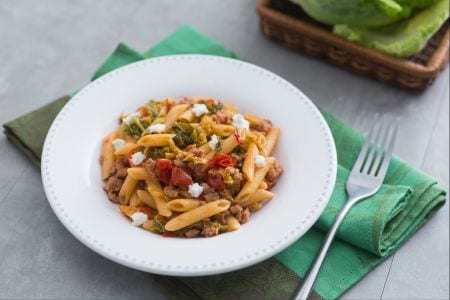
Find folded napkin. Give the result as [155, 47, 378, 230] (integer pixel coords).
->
[3, 26, 446, 299]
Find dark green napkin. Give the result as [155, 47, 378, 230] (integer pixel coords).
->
[3, 26, 446, 299]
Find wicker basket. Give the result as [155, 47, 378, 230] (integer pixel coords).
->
[257, 0, 449, 91]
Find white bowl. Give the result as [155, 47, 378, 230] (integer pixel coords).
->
[42, 55, 337, 276]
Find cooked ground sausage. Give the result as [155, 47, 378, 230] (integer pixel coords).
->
[212, 111, 231, 124]
[251, 119, 272, 134]
[265, 160, 283, 187]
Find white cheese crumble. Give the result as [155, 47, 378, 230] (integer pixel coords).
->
[192, 103, 209, 117]
[188, 183, 204, 198]
[122, 112, 141, 125]
[208, 134, 220, 150]
[148, 123, 166, 133]
[131, 151, 146, 165]
[255, 155, 266, 168]
[232, 113, 250, 130]
[111, 138, 126, 150]
[130, 212, 148, 226]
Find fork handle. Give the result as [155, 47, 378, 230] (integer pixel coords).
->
[293, 197, 360, 300]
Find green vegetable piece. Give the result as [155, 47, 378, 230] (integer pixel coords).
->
[292, 0, 405, 28]
[333, 0, 449, 57]
[171, 122, 199, 149]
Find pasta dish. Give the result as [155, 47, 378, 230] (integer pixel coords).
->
[100, 97, 282, 238]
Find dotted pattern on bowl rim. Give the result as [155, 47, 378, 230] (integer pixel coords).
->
[41, 55, 337, 275]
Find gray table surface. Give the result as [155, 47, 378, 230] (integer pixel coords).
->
[0, 1, 448, 299]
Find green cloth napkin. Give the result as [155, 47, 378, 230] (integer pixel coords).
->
[3, 26, 446, 299]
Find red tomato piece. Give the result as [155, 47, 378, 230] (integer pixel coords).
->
[207, 154, 236, 169]
[207, 173, 225, 190]
[137, 206, 156, 219]
[170, 167, 193, 187]
[155, 159, 173, 185]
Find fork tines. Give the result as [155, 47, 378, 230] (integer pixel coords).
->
[353, 116, 398, 178]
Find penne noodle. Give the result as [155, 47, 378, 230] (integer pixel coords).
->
[101, 131, 117, 180]
[242, 143, 258, 181]
[235, 157, 275, 202]
[147, 188, 172, 217]
[222, 103, 238, 113]
[114, 142, 137, 155]
[165, 200, 230, 231]
[219, 128, 246, 154]
[248, 201, 263, 212]
[136, 190, 157, 209]
[167, 199, 204, 212]
[127, 167, 155, 182]
[118, 175, 139, 205]
[129, 190, 141, 207]
[263, 127, 280, 156]
[178, 108, 195, 122]
[137, 134, 175, 147]
[212, 124, 235, 137]
[258, 181, 268, 190]
[239, 189, 275, 207]
[247, 130, 266, 150]
[164, 104, 189, 127]
[198, 142, 212, 154]
[226, 215, 240, 231]
[244, 114, 261, 125]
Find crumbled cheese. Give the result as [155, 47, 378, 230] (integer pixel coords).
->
[122, 112, 141, 125]
[148, 123, 166, 133]
[130, 212, 148, 226]
[255, 155, 266, 168]
[208, 134, 220, 150]
[111, 138, 126, 150]
[192, 103, 209, 117]
[188, 183, 204, 198]
[232, 113, 250, 130]
[131, 151, 146, 165]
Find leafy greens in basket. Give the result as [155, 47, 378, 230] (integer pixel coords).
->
[290, 0, 449, 57]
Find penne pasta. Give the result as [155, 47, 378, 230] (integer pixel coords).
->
[137, 134, 175, 147]
[118, 175, 139, 205]
[101, 132, 116, 180]
[167, 199, 204, 212]
[244, 114, 261, 125]
[136, 190, 157, 209]
[114, 142, 137, 155]
[212, 124, 235, 137]
[165, 200, 231, 231]
[219, 128, 246, 154]
[197, 142, 212, 154]
[263, 127, 280, 156]
[235, 157, 275, 202]
[127, 167, 155, 182]
[258, 181, 269, 190]
[222, 103, 238, 113]
[129, 190, 142, 207]
[147, 188, 172, 217]
[226, 215, 240, 231]
[178, 108, 195, 122]
[242, 143, 258, 181]
[164, 104, 189, 127]
[239, 189, 275, 207]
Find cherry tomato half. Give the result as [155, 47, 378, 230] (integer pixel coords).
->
[170, 167, 193, 187]
[155, 159, 173, 185]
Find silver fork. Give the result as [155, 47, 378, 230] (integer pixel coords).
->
[293, 117, 398, 300]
